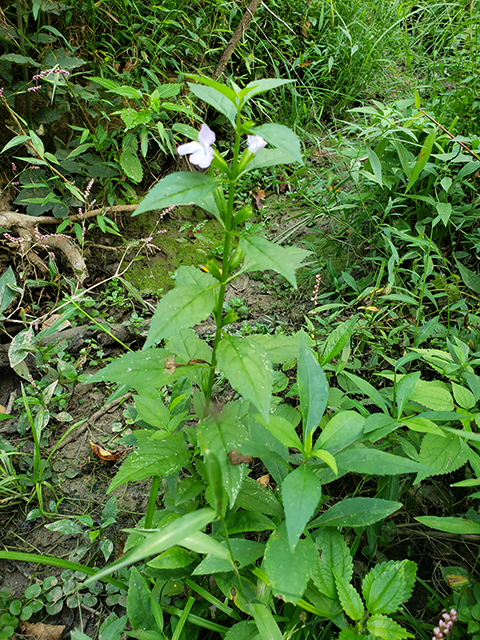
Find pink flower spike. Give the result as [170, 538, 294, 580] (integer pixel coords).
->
[247, 134, 267, 154]
[177, 124, 215, 168]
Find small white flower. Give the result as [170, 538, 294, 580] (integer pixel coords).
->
[177, 124, 215, 168]
[247, 135, 267, 154]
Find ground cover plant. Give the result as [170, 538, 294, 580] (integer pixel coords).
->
[1, 1, 480, 640]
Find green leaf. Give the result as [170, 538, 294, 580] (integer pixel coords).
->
[250, 603, 283, 640]
[365, 147, 383, 186]
[240, 236, 310, 289]
[415, 432, 468, 483]
[315, 411, 365, 455]
[134, 172, 219, 216]
[134, 396, 170, 430]
[313, 527, 353, 600]
[177, 531, 231, 561]
[402, 416, 445, 436]
[120, 150, 143, 183]
[395, 371, 421, 418]
[456, 260, 480, 295]
[362, 559, 417, 615]
[252, 124, 303, 165]
[405, 128, 437, 193]
[367, 614, 413, 640]
[203, 448, 224, 516]
[145, 285, 217, 348]
[411, 380, 454, 411]
[335, 575, 365, 621]
[319, 316, 358, 366]
[238, 79, 292, 103]
[29, 130, 44, 158]
[0, 53, 40, 66]
[89, 349, 174, 388]
[235, 477, 283, 519]
[415, 516, 480, 535]
[108, 431, 189, 492]
[127, 567, 162, 632]
[452, 382, 476, 410]
[337, 631, 365, 640]
[298, 341, 328, 439]
[224, 511, 275, 535]
[264, 523, 317, 604]
[0, 266, 18, 315]
[343, 372, 390, 414]
[192, 539, 264, 574]
[245, 148, 300, 171]
[1, 135, 30, 155]
[187, 82, 238, 126]
[249, 334, 300, 364]
[45, 520, 84, 536]
[283, 465, 322, 553]
[334, 446, 433, 476]
[99, 613, 127, 640]
[216, 336, 272, 420]
[252, 413, 302, 450]
[310, 498, 402, 529]
[85, 509, 216, 583]
[147, 547, 196, 570]
[224, 621, 257, 640]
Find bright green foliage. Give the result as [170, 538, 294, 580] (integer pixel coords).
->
[282, 464, 322, 552]
[313, 528, 353, 600]
[335, 575, 365, 622]
[362, 560, 417, 614]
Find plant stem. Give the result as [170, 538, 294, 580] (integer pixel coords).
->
[145, 476, 161, 529]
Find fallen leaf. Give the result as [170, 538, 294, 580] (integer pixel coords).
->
[0, 404, 5, 414]
[90, 441, 123, 462]
[445, 574, 469, 588]
[257, 474, 270, 487]
[41, 314, 71, 331]
[20, 622, 65, 640]
[227, 449, 253, 465]
[164, 354, 178, 374]
[302, 19, 311, 38]
[252, 188, 266, 209]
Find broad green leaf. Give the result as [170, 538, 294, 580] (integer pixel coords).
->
[134, 396, 170, 430]
[178, 531, 231, 561]
[203, 448, 224, 516]
[145, 285, 216, 348]
[415, 516, 480, 535]
[147, 547, 197, 569]
[298, 341, 328, 439]
[216, 336, 272, 419]
[245, 147, 300, 171]
[91, 76, 122, 91]
[134, 172, 219, 216]
[452, 382, 476, 410]
[1, 135, 30, 155]
[224, 511, 275, 535]
[240, 236, 310, 289]
[247, 417, 290, 485]
[283, 465, 322, 552]
[89, 349, 175, 388]
[362, 560, 416, 615]
[0, 266, 17, 315]
[304, 584, 343, 618]
[9, 326, 35, 379]
[187, 82, 237, 126]
[224, 621, 257, 640]
[343, 372, 390, 414]
[402, 416, 446, 436]
[319, 316, 358, 366]
[236, 477, 283, 519]
[85, 509, 216, 583]
[311, 449, 338, 475]
[45, 520, 84, 535]
[310, 498, 402, 529]
[313, 528, 353, 600]
[0, 53, 40, 66]
[109, 86, 143, 99]
[405, 128, 437, 193]
[252, 413, 302, 450]
[108, 431, 189, 492]
[456, 259, 480, 295]
[238, 79, 292, 103]
[127, 567, 162, 632]
[165, 327, 212, 363]
[99, 613, 127, 640]
[367, 614, 413, 640]
[252, 124, 303, 165]
[395, 371, 420, 418]
[250, 603, 283, 640]
[411, 380, 454, 411]
[334, 446, 433, 476]
[416, 432, 468, 483]
[29, 130, 44, 158]
[264, 523, 317, 604]
[338, 631, 365, 640]
[335, 575, 364, 622]
[192, 539, 264, 574]
[365, 147, 383, 186]
[315, 411, 365, 455]
[249, 334, 300, 364]
[197, 402, 250, 505]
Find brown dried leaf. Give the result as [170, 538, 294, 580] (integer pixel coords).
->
[302, 19, 311, 38]
[164, 354, 178, 374]
[89, 441, 123, 462]
[0, 404, 5, 414]
[252, 188, 266, 210]
[41, 314, 71, 331]
[227, 449, 253, 465]
[20, 622, 65, 640]
[257, 474, 270, 487]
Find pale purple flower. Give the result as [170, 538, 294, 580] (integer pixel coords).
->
[247, 135, 267, 154]
[432, 609, 457, 640]
[177, 124, 215, 168]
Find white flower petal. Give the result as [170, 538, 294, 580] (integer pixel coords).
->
[199, 124, 215, 147]
[177, 141, 202, 156]
[190, 146, 214, 168]
[247, 135, 267, 154]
